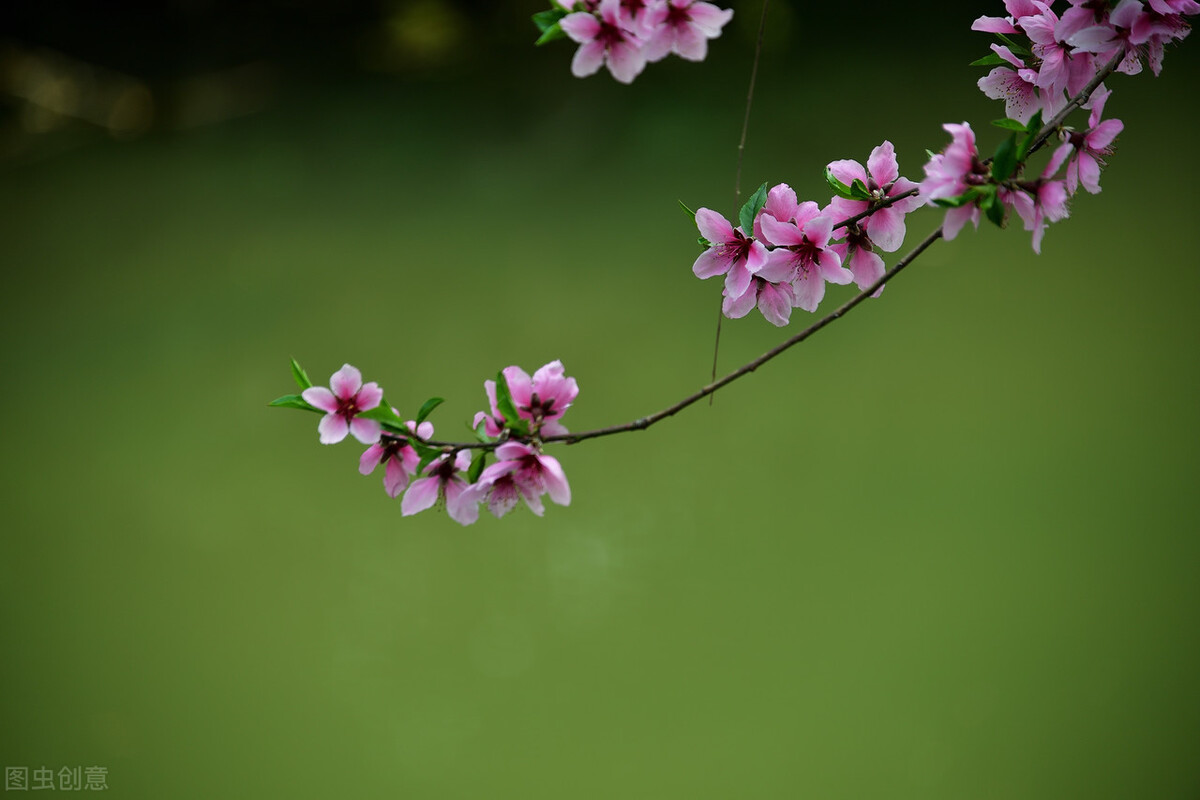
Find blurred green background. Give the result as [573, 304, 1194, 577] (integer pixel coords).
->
[2, 1, 1198, 797]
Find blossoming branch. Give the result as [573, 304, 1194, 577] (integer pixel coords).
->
[272, 0, 1196, 524]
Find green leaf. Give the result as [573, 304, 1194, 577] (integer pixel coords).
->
[290, 358, 312, 390]
[991, 118, 1027, 131]
[678, 199, 697, 219]
[931, 186, 987, 208]
[268, 394, 321, 412]
[737, 181, 768, 235]
[981, 188, 1005, 227]
[925, 149, 938, 161]
[991, 133, 1018, 182]
[1016, 109, 1043, 161]
[416, 397, 444, 424]
[359, 404, 404, 424]
[849, 178, 873, 201]
[494, 371, 519, 424]
[697, 236, 711, 249]
[971, 53, 1009, 67]
[534, 22, 567, 46]
[472, 418, 492, 444]
[532, 7, 567, 33]
[467, 452, 487, 484]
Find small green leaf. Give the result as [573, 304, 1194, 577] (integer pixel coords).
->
[416, 397, 444, 424]
[494, 371, 520, 424]
[971, 53, 1009, 67]
[931, 186, 987, 208]
[678, 199, 697, 219]
[472, 419, 491, 443]
[737, 181, 768, 234]
[849, 178, 873, 201]
[697, 236, 711, 249]
[290, 358, 312, 390]
[532, 7, 567, 33]
[467, 452, 487, 484]
[981, 188, 1005, 227]
[269, 394, 321, 412]
[535, 22, 567, 46]
[1016, 109, 1043, 161]
[358, 406, 396, 424]
[991, 133, 1018, 182]
[991, 118, 1028, 131]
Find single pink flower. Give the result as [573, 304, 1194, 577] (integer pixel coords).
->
[921, 122, 988, 241]
[758, 202, 853, 314]
[478, 441, 571, 518]
[401, 450, 484, 526]
[301, 364, 383, 445]
[1009, 144, 1074, 253]
[829, 227, 887, 297]
[1065, 0, 1151, 75]
[693, 207, 769, 298]
[642, 0, 733, 63]
[359, 419, 434, 498]
[560, 0, 647, 83]
[977, 44, 1067, 124]
[1065, 86, 1124, 194]
[825, 141, 923, 254]
[505, 360, 579, 436]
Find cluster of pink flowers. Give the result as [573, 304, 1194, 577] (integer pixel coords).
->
[919, 0, 1192, 252]
[298, 362, 577, 526]
[555, 0, 733, 83]
[691, 142, 923, 326]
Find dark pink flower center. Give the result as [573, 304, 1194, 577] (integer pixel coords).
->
[336, 395, 361, 419]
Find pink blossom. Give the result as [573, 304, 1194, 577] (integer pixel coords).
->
[1065, 86, 1124, 194]
[301, 364, 383, 445]
[560, 0, 647, 83]
[642, 0, 733, 63]
[693, 207, 769, 298]
[507, 360, 579, 435]
[825, 141, 923, 254]
[1020, 3, 1098, 98]
[1010, 144, 1074, 253]
[401, 450, 484, 526]
[829, 227, 887, 297]
[473, 361, 579, 438]
[758, 201, 853, 314]
[478, 442, 571, 517]
[921, 122, 989, 241]
[1064, 0, 1151, 75]
[977, 44, 1066, 124]
[359, 419, 433, 498]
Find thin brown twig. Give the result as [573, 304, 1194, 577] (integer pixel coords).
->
[398, 53, 1126, 455]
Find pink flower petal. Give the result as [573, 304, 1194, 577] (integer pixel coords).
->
[867, 141, 900, 186]
[560, 12, 602, 43]
[301, 386, 338, 413]
[329, 364, 363, 399]
[359, 444, 383, 475]
[401, 476, 440, 516]
[349, 417, 382, 445]
[695, 208, 734, 243]
[571, 39, 607, 78]
[757, 282, 793, 326]
[317, 413, 349, 445]
[791, 270, 825, 314]
[538, 455, 572, 506]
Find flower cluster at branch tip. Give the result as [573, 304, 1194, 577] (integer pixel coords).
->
[273, 360, 577, 526]
[689, 0, 1195, 313]
[535, 0, 733, 83]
